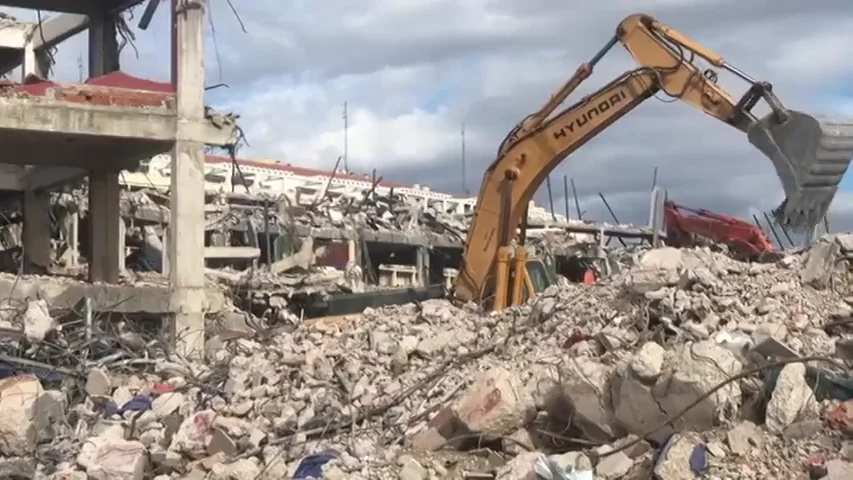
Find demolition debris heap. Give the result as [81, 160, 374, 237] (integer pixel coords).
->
[2, 237, 853, 479]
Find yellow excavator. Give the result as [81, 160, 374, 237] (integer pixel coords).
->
[451, 13, 853, 310]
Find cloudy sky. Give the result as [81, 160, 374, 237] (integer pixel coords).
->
[7, 0, 853, 238]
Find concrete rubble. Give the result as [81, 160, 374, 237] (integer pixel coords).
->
[0, 235, 852, 479]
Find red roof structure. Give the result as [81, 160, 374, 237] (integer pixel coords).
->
[205, 155, 407, 189]
[1, 71, 174, 108]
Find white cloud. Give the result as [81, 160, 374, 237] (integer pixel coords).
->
[5, 0, 853, 230]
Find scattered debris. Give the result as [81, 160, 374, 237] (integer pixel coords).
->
[0, 241, 850, 478]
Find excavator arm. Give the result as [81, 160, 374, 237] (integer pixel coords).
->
[452, 13, 853, 308]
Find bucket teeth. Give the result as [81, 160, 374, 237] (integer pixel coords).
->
[748, 111, 853, 231]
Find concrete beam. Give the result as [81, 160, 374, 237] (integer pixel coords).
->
[0, 165, 85, 190]
[29, 14, 88, 50]
[204, 246, 260, 259]
[0, 22, 30, 50]
[0, 1, 145, 15]
[23, 166, 85, 190]
[0, 99, 236, 145]
[0, 164, 25, 190]
[0, 99, 175, 140]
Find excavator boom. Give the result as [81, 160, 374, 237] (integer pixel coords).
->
[452, 13, 853, 308]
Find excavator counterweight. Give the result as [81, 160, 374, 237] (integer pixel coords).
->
[452, 12, 853, 311]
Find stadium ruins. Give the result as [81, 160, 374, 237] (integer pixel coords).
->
[0, 2, 851, 480]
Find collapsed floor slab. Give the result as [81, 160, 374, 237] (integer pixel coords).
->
[0, 275, 226, 315]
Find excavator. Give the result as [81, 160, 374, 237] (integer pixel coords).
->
[663, 200, 776, 259]
[451, 13, 853, 311]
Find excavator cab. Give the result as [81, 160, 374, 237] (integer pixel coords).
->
[526, 254, 558, 293]
[505, 257, 557, 305]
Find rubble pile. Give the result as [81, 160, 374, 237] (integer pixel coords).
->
[282, 188, 469, 240]
[2, 238, 853, 479]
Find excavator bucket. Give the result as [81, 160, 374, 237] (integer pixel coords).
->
[748, 111, 853, 230]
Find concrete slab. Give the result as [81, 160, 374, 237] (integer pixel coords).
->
[204, 246, 260, 259]
[0, 1, 144, 15]
[0, 72, 237, 154]
[0, 17, 31, 50]
[0, 275, 225, 315]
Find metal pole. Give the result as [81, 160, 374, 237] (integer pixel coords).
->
[264, 200, 272, 266]
[570, 178, 582, 220]
[461, 123, 466, 195]
[776, 219, 794, 247]
[563, 175, 570, 220]
[598, 192, 627, 247]
[762, 211, 784, 249]
[546, 175, 556, 221]
[343, 102, 348, 172]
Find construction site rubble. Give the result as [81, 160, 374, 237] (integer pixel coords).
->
[2, 239, 853, 479]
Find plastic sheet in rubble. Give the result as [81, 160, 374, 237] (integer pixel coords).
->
[532, 454, 594, 480]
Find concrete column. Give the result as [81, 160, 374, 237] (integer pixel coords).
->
[416, 246, 429, 287]
[22, 42, 48, 80]
[59, 211, 79, 267]
[22, 189, 51, 272]
[88, 13, 119, 77]
[118, 216, 126, 273]
[88, 172, 122, 282]
[169, 0, 208, 359]
[87, 13, 122, 283]
[161, 227, 170, 275]
[347, 239, 357, 264]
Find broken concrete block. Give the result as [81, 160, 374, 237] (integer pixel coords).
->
[207, 427, 237, 457]
[504, 427, 535, 455]
[825, 459, 853, 479]
[765, 362, 818, 434]
[622, 268, 681, 293]
[0, 375, 43, 455]
[833, 233, 853, 252]
[630, 341, 665, 381]
[86, 368, 112, 397]
[548, 359, 619, 443]
[209, 458, 261, 479]
[653, 433, 703, 480]
[0, 455, 36, 478]
[408, 426, 446, 452]
[22, 298, 55, 341]
[494, 451, 541, 480]
[594, 448, 633, 479]
[653, 340, 742, 432]
[169, 410, 217, 459]
[451, 367, 535, 435]
[753, 322, 789, 344]
[610, 362, 671, 445]
[398, 455, 428, 480]
[85, 439, 148, 480]
[415, 329, 475, 357]
[151, 391, 185, 418]
[726, 420, 764, 455]
[801, 239, 840, 288]
[639, 247, 684, 270]
[33, 389, 66, 442]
